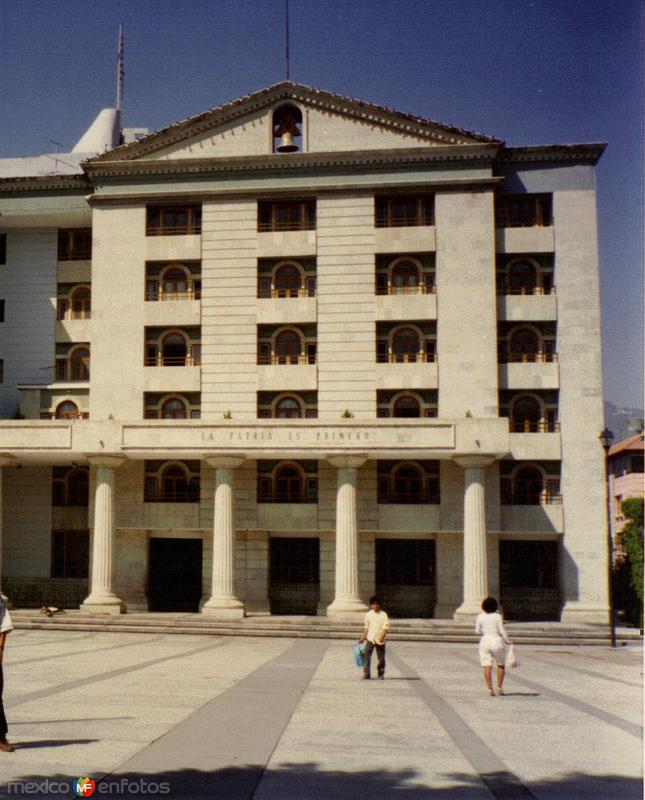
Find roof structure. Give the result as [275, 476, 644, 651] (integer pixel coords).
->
[609, 433, 645, 458]
[89, 80, 502, 163]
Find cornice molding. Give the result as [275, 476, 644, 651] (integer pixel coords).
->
[0, 174, 90, 194]
[84, 143, 501, 180]
[87, 177, 504, 207]
[498, 143, 606, 164]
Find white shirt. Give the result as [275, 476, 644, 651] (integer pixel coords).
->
[475, 611, 510, 644]
[364, 609, 389, 644]
[0, 599, 13, 634]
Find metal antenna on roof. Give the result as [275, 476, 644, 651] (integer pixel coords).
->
[116, 22, 124, 112]
[285, 0, 290, 80]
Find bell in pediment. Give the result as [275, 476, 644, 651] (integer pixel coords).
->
[277, 132, 298, 152]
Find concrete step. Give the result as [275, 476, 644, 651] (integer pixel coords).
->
[9, 610, 641, 646]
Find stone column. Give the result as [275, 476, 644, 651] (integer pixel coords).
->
[0, 455, 16, 602]
[202, 456, 245, 618]
[454, 456, 495, 620]
[81, 455, 126, 614]
[327, 455, 369, 620]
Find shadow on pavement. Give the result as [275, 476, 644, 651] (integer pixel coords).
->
[13, 738, 99, 750]
[0, 765, 640, 800]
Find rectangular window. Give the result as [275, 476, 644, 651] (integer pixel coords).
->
[51, 530, 89, 578]
[499, 540, 558, 588]
[629, 455, 644, 474]
[58, 229, 92, 260]
[257, 200, 316, 232]
[0, 234, 6, 264]
[375, 195, 435, 227]
[375, 539, 435, 586]
[0, 359, 3, 383]
[0, 300, 4, 322]
[146, 205, 202, 236]
[495, 195, 553, 228]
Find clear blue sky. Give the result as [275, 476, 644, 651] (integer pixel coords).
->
[1, 0, 642, 409]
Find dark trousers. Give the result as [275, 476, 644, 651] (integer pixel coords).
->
[363, 641, 386, 677]
[0, 664, 7, 738]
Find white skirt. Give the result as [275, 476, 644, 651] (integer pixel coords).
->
[478, 633, 507, 667]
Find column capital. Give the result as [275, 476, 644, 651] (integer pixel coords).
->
[84, 454, 127, 469]
[454, 455, 497, 470]
[326, 454, 368, 470]
[0, 454, 17, 468]
[204, 455, 246, 469]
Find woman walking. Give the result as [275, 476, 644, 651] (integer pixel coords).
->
[475, 596, 511, 696]
[0, 595, 14, 752]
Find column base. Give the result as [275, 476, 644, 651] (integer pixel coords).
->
[560, 604, 610, 625]
[326, 597, 368, 620]
[202, 596, 245, 619]
[80, 595, 125, 615]
[453, 601, 482, 622]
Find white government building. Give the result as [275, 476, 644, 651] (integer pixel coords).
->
[0, 82, 609, 623]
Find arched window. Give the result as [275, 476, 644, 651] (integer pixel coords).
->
[509, 328, 539, 362]
[272, 104, 303, 153]
[508, 261, 537, 295]
[161, 266, 189, 298]
[275, 329, 302, 364]
[161, 333, 187, 366]
[161, 396, 188, 419]
[392, 328, 420, 363]
[274, 263, 302, 297]
[390, 260, 420, 294]
[70, 347, 90, 380]
[511, 395, 541, 432]
[275, 396, 303, 418]
[393, 463, 424, 503]
[161, 464, 192, 502]
[275, 465, 303, 502]
[393, 394, 421, 418]
[67, 468, 89, 506]
[71, 287, 91, 319]
[514, 466, 543, 505]
[55, 400, 80, 419]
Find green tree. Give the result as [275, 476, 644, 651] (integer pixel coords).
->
[617, 498, 644, 626]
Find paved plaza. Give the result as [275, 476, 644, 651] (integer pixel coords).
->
[0, 629, 641, 799]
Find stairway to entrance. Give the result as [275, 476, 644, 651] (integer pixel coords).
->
[9, 610, 641, 646]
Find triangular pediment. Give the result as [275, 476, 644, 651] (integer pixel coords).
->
[91, 82, 500, 163]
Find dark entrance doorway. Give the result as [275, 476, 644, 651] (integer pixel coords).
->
[269, 537, 320, 615]
[500, 539, 560, 620]
[148, 538, 203, 612]
[375, 538, 436, 618]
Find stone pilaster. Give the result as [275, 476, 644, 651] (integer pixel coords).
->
[0, 455, 16, 603]
[81, 455, 126, 614]
[454, 456, 494, 620]
[202, 456, 245, 618]
[326, 455, 369, 620]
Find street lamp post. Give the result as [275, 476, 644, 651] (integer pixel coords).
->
[599, 427, 616, 648]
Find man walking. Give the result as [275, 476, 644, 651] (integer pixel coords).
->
[359, 595, 389, 680]
[0, 595, 14, 752]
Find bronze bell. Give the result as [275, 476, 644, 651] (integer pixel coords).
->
[277, 132, 298, 152]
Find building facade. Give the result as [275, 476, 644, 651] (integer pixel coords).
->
[0, 82, 609, 621]
[608, 433, 644, 560]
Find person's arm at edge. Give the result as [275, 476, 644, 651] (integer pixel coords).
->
[0, 631, 7, 665]
[498, 615, 511, 645]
